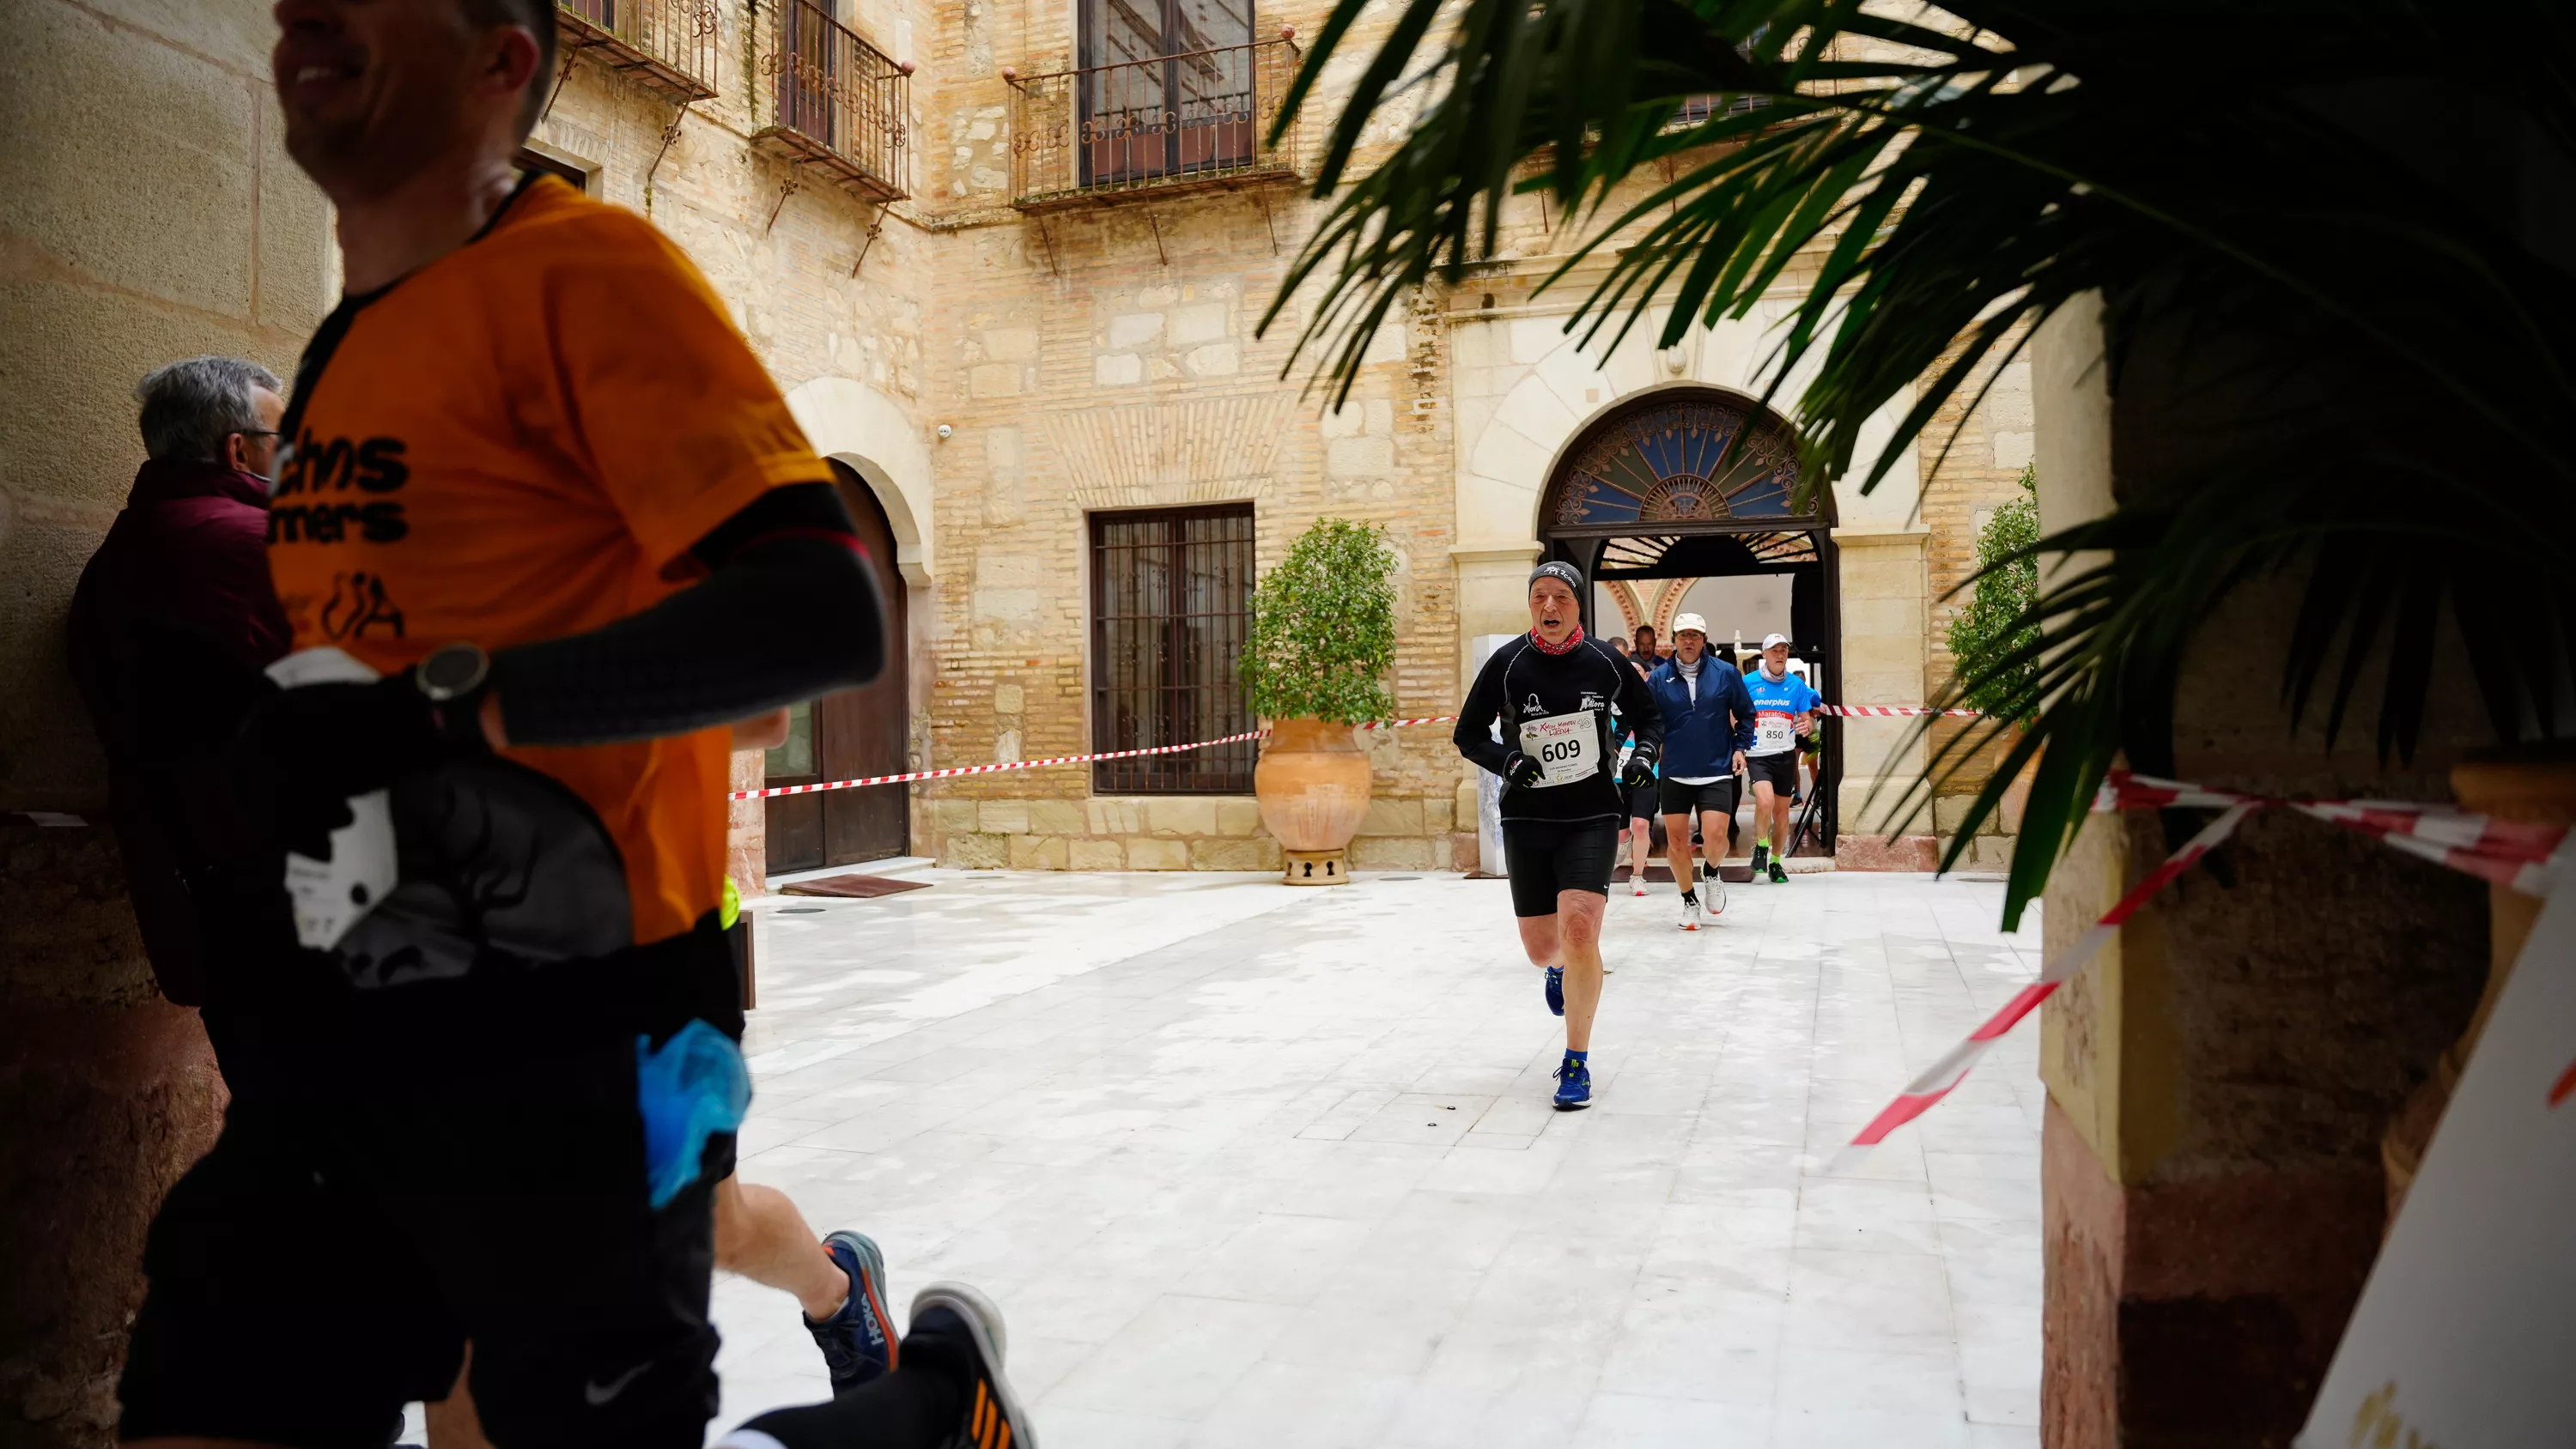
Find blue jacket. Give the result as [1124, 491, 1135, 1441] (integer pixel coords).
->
[1648, 655, 1757, 779]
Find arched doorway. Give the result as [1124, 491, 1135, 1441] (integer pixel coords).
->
[1539, 388, 1841, 853]
[764, 460, 913, 872]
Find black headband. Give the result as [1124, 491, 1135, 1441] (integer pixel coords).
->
[1529, 561, 1583, 594]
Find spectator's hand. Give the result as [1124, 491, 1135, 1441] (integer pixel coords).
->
[1620, 748, 1657, 792]
[1504, 751, 1544, 789]
[228, 673, 454, 857]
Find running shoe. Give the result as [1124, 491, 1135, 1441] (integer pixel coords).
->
[1679, 894, 1702, 931]
[1703, 878, 1727, 917]
[1631, 876, 1648, 897]
[1544, 967, 1564, 1016]
[1552, 1058, 1592, 1110]
[1748, 843, 1770, 878]
[911, 1282, 1037, 1449]
[806, 1230, 898, 1391]
[1768, 858, 1789, 884]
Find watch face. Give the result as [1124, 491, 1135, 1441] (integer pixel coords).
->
[424, 645, 484, 698]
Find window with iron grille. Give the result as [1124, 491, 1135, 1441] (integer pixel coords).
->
[1090, 504, 1256, 794]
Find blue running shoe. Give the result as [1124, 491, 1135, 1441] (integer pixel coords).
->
[806, 1229, 897, 1391]
[1552, 1058, 1592, 1110]
[1544, 967, 1564, 1017]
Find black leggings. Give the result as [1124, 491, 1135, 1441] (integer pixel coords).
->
[725, 1327, 968, 1448]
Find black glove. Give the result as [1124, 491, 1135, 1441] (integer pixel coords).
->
[1621, 748, 1658, 791]
[227, 671, 460, 858]
[1504, 751, 1544, 788]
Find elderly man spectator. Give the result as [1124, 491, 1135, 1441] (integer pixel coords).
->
[66, 356, 290, 1021]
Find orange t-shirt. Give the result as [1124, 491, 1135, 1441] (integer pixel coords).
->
[268, 176, 830, 947]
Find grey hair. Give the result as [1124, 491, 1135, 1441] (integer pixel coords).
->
[135, 356, 283, 463]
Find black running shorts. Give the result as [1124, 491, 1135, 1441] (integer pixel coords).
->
[1658, 777, 1736, 818]
[119, 933, 742, 1449]
[1747, 751, 1801, 794]
[1502, 819, 1619, 917]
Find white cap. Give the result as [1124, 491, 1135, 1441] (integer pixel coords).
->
[1671, 612, 1710, 637]
[1761, 632, 1791, 651]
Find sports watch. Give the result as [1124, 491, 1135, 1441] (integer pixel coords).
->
[416, 640, 493, 745]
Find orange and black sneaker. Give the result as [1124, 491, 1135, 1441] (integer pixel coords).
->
[914, 1282, 1035, 1449]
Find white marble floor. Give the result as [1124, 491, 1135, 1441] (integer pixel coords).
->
[688, 868, 2048, 1448]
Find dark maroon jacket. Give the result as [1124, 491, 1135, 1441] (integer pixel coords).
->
[67, 459, 290, 1005]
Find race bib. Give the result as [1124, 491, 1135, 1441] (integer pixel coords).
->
[1755, 716, 1795, 754]
[1517, 710, 1601, 787]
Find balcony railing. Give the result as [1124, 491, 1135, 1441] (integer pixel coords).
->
[555, 0, 720, 101]
[749, 0, 911, 203]
[1007, 33, 1300, 210]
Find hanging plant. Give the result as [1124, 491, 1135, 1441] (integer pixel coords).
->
[1241, 518, 1400, 726]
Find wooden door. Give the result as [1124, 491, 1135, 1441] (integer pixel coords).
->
[764, 464, 909, 872]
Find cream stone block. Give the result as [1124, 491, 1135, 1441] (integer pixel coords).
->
[1352, 835, 1438, 870]
[1327, 437, 1394, 477]
[1843, 594, 1924, 641]
[933, 800, 977, 831]
[1190, 837, 1272, 870]
[1069, 838, 1125, 870]
[1215, 799, 1266, 837]
[1467, 418, 1554, 494]
[1183, 343, 1239, 377]
[1426, 797, 1455, 834]
[1170, 301, 1229, 346]
[1359, 797, 1424, 836]
[1087, 798, 1145, 834]
[978, 801, 1031, 834]
[1497, 373, 1583, 458]
[969, 362, 1024, 397]
[1008, 834, 1069, 870]
[993, 683, 1024, 713]
[1993, 430, 2034, 470]
[1971, 834, 2016, 869]
[1095, 353, 1142, 385]
[1508, 316, 1562, 364]
[1320, 401, 1364, 439]
[975, 587, 1039, 620]
[1107, 312, 1163, 349]
[1986, 361, 2036, 428]
[1127, 837, 1189, 870]
[1028, 799, 1086, 835]
[1363, 317, 1410, 364]
[948, 833, 1007, 869]
[1147, 797, 1218, 837]
[1455, 553, 1544, 645]
[982, 327, 1039, 361]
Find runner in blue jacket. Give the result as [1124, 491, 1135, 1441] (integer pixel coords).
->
[1645, 614, 1756, 930]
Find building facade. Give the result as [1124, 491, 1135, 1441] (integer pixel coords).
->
[510, 0, 2045, 887]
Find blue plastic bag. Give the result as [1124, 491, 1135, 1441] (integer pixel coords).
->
[635, 1019, 750, 1210]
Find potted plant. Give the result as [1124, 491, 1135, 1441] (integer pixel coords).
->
[1241, 518, 1400, 884]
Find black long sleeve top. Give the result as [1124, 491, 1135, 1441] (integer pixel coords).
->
[1455, 633, 1664, 826]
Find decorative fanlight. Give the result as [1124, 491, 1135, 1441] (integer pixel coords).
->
[1549, 398, 1807, 529]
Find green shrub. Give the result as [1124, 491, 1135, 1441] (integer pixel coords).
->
[1945, 464, 2040, 719]
[1241, 518, 1399, 725]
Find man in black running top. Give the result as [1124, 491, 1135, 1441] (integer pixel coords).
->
[1455, 562, 1662, 1110]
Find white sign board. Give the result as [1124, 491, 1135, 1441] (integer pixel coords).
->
[2299, 883, 2576, 1447]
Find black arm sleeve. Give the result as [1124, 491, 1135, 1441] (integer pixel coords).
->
[1617, 646, 1665, 761]
[485, 484, 885, 747]
[1453, 646, 1516, 779]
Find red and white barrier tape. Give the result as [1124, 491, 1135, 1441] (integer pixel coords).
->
[1841, 770, 2572, 1158]
[726, 705, 1985, 803]
[1816, 704, 1982, 718]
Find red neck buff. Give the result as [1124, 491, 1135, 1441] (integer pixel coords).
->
[1530, 623, 1585, 656]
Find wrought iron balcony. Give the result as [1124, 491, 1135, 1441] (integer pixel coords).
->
[1007, 32, 1301, 210]
[555, 0, 719, 101]
[750, 0, 912, 203]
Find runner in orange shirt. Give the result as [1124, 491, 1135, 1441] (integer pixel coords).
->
[117, 5, 1034, 1449]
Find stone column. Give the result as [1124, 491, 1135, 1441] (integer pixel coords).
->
[2030, 300, 2493, 1446]
[1828, 527, 1930, 845]
[0, 3, 331, 1441]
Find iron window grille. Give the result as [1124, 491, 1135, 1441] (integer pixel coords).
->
[1090, 505, 1257, 794]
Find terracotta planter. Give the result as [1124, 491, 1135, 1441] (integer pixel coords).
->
[1254, 718, 1373, 885]
[2381, 746, 2576, 1224]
